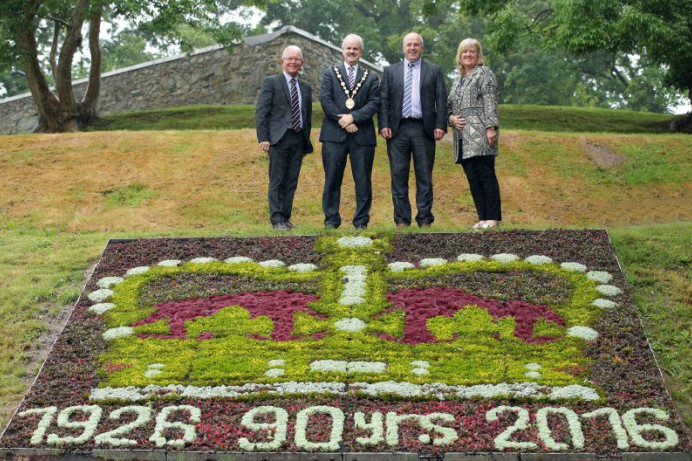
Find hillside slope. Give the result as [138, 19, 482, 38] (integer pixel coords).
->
[2, 129, 689, 232]
[87, 103, 685, 134]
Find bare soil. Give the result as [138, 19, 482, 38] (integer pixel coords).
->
[580, 138, 627, 168]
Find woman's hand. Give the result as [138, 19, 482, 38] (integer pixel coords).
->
[448, 114, 466, 130]
[487, 127, 497, 147]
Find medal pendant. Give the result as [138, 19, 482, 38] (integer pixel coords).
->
[345, 98, 355, 109]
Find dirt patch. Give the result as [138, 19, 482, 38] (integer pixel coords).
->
[580, 139, 627, 168]
[499, 131, 524, 151]
[2, 262, 97, 422]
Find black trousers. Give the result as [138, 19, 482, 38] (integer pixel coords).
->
[460, 154, 502, 221]
[386, 119, 436, 226]
[321, 138, 375, 228]
[268, 130, 305, 225]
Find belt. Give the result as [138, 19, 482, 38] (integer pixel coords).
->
[400, 117, 422, 123]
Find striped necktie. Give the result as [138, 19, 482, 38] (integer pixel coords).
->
[402, 62, 414, 118]
[290, 78, 301, 131]
[348, 66, 355, 89]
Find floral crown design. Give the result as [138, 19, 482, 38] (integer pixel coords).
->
[86, 235, 621, 403]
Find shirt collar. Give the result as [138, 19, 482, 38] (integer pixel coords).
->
[344, 62, 359, 72]
[283, 71, 298, 83]
[405, 58, 421, 68]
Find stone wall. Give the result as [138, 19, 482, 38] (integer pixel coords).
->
[0, 26, 381, 135]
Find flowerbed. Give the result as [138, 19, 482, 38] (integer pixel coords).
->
[1, 231, 689, 456]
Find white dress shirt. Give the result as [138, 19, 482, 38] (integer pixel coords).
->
[403, 59, 422, 119]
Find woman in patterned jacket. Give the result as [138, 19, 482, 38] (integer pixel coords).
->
[447, 38, 501, 230]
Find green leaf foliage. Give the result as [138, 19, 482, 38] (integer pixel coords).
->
[439, 0, 692, 106]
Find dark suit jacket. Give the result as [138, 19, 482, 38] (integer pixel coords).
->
[256, 73, 313, 153]
[319, 64, 380, 145]
[378, 60, 448, 139]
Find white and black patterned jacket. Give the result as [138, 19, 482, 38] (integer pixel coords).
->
[447, 65, 499, 162]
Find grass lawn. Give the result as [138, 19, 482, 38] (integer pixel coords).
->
[88, 103, 684, 134]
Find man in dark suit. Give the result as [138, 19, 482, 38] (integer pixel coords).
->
[319, 34, 380, 230]
[379, 32, 447, 228]
[256, 45, 313, 230]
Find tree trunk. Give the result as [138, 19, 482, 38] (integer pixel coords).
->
[17, 0, 102, 132]
[669, 85, 692, 133]
[17, 30, 63, 132]
[670, 114, 692, 133]
[78, 3, 102, 128]
[49, 0, 89, 131]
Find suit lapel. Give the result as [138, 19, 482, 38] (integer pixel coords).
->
[297, 79, 308, 119]
[354, 65, 365, 87]
[394, 62, 405, 99]
[280, 74, 291, 105]
[419, 61, 427, 92]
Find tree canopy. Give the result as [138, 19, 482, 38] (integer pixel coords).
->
[0, 0, 259, 132]
[440, 0, 692, 108]
[261, 0, 686, 113]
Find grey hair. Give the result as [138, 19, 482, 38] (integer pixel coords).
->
[342, 34, 364, 50]
[403, 32, 423, 47]
[281, 45, 303, 60]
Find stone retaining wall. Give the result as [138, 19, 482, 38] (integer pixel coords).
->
[0, 26, 381, 135]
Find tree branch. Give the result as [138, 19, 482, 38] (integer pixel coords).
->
[353, 3, 382, 21]
[610, 65, 630, 88]
[525, 8, 553, 33]
[49, 20, 60, 83]
[47, 15, 70, 27]
[54, 0, 89, 110]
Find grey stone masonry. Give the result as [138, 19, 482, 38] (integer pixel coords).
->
[0, 26, 382, 135]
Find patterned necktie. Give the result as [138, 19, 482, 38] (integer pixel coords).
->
[290, 78, 301, 131]
[348, 66, 355, 89]
[402, 62, 414, 118]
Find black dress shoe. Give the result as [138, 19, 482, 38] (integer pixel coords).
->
[324, 223, 339, 229]
[272, 222, 290, 231]
[355, 224, 367, 230]
[419, 222, 432, 228]
[285, 221, 295, 229]
[396, 222, 410, 229]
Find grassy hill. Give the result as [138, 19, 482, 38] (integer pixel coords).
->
[1, 104, 690, 432]
[88, 103, 684, 134]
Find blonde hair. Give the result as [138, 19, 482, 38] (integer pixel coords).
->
[456, 38, 484, 73]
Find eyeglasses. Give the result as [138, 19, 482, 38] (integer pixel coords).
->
[283, 58, 303, 63]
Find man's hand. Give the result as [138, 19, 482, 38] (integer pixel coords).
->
[259, 141, 270, 152]
[338, 114, 355, 129]
[434, 128, 446, 141]
[345, 124, 359, 133]
[380, 127, 392, 139]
